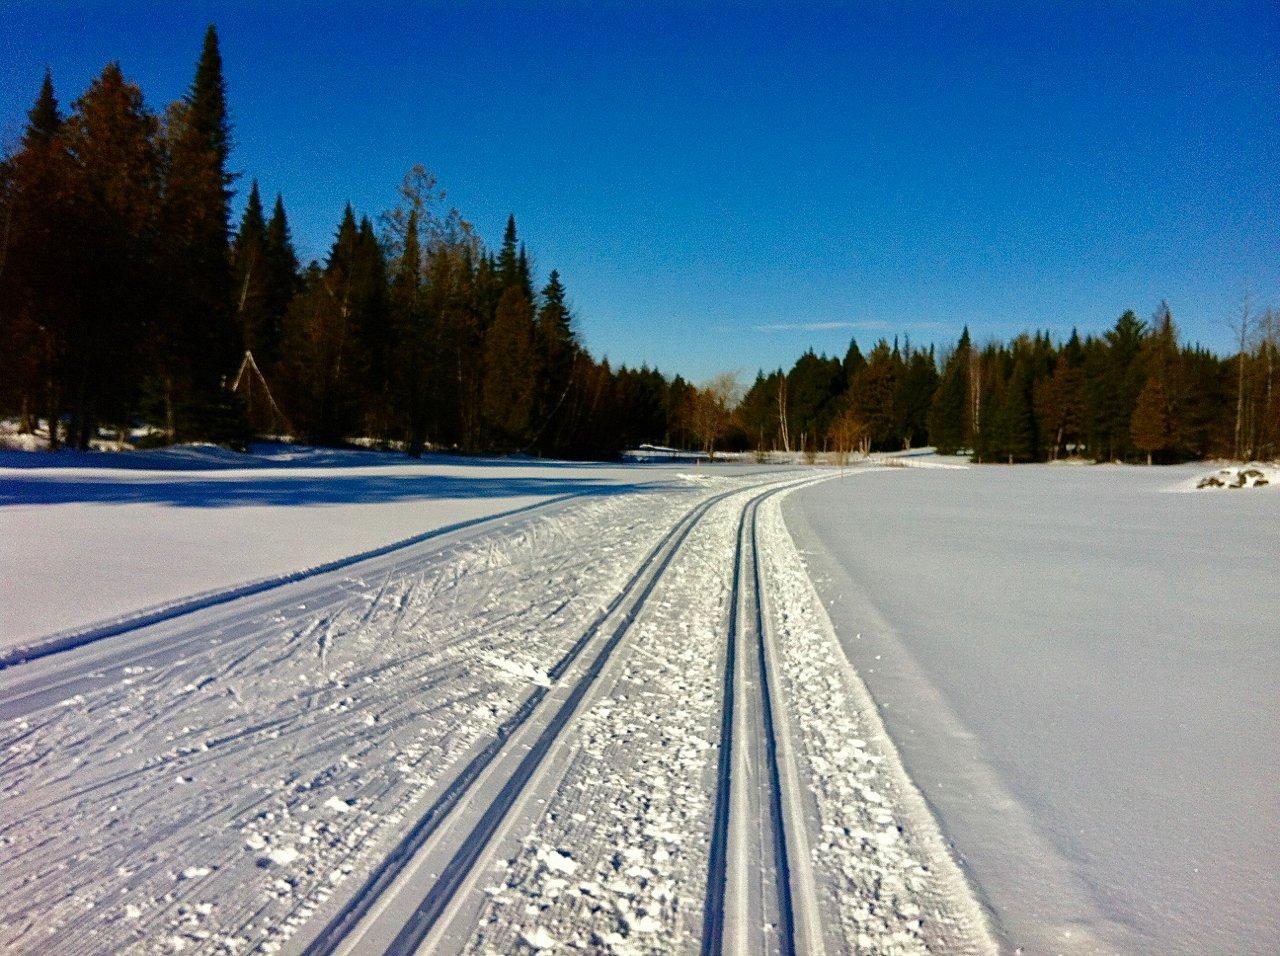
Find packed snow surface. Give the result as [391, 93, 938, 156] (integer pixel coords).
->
[0, 453, 995, 954]
[1, 444, 719, 650]
[786, 462, 1280, 955]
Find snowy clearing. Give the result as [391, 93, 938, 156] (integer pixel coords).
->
[786, 463, 1280, 955]
[0, 454, 995, 955]
[1, 445, 732, 652]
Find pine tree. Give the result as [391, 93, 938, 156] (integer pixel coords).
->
[1130, 378, 1171, 465]
[1129, 302, 1184, 463]
[276, 206, 368, 444]
[160, 24, 238, 438]
[497, 214, 520, 289]
[928, 330, 972, 454]
[391, 209, 431, 455]
[259, 193, 298, 370]
[992, 355, 1037, 462]
[65, 62, 163, 446]
[1035, 330, 1085, 459]
[896, 347, 939, 449]
[481, 287, 538, 445]
[0, 71, 79, 448]
[232, 180, 269, 360]
[533, 270, 578, 451]
[850, 341, 899, 450]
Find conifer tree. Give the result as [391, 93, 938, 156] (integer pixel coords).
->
[391, 210, 431, 455]
[1130, 302, 1184, 463]
[0, 71, 79, 448]
[481, 287, 538, 446]
[65, 62, 162, 446]
[497, 214, 520, 289]
[160, 24, 238, 437]
[850, 341, 899, 450]
[259, 193, 298, 370]
[928, 329, 971, 454]
[533, 270, 578, 451]
[1130, 378, 1172, 465]
[232, 180, 269, 360]
[992, 355, 1036, 462]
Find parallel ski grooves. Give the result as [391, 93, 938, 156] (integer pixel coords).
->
[751, 495, 798, 955]
[700, 502, 747, 956]
[704, 480, 821, 956]
[302, 477, 784, 956]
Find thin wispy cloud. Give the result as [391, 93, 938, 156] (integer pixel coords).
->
[754, 320, 888, 333]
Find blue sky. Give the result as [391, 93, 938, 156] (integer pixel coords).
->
[3, 2, 1277, 380]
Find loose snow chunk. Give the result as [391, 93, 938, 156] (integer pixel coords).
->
[628, 914, 662, 934]
[536, 846, 579, 876]
[520, 925, 557, 949]
[487, 655, 554, 688]
[265, 846, 299, 867]
[323, 796, 352, 813]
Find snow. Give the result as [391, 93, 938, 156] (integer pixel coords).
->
[785, 462, 1280, 955]
[0, 478, 729, 953]
[8, 444, 1258, 953]
[0, 444, 736, 652]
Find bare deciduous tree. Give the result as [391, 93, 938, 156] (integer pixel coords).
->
[828, 407, 870, 466]
[692, 372, 740, 459]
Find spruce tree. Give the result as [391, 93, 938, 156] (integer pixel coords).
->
[992, 355, 1037, 462]
[232, 180, 268, 361]
[497, 214, 520, 289]
[65, 63, 163, 446]
[260, 193, 298, 370]
[392, 210, 431, 455]
[534, 270, 578, 451]
[1, 71, 78, 448]
[161, 24, 238, 438]
[481, 287, 538, 445]
[1130, 378, 1171, 465]
[928, 331, 971, 454]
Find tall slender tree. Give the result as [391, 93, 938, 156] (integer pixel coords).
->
[159, 24, 237, 437]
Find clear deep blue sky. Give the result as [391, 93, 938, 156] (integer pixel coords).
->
[3, 2, 1277, 379]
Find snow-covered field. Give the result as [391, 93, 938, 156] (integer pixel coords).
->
[3, 447, 1272, 954]
[785, 463, 1280, 955]
[0, 448, 993, 955]
[0, 445, 718, 655]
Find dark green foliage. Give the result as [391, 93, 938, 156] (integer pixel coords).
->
[786, 350, 844, 448]
[849, 341, 900, 450]
[928, 330, 970, 454]
[158, 24, 239, 438]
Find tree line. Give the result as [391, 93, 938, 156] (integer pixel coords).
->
[737, 303, 1278, 464]
[2, 27, 1274, 464]
[0, 27, 713, 458]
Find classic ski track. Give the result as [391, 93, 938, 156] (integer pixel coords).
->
[703, 481, 828, 956]
[0, 491, 600, 671]
[294, 472, 809, 956]
[0, 488, 676, 723]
